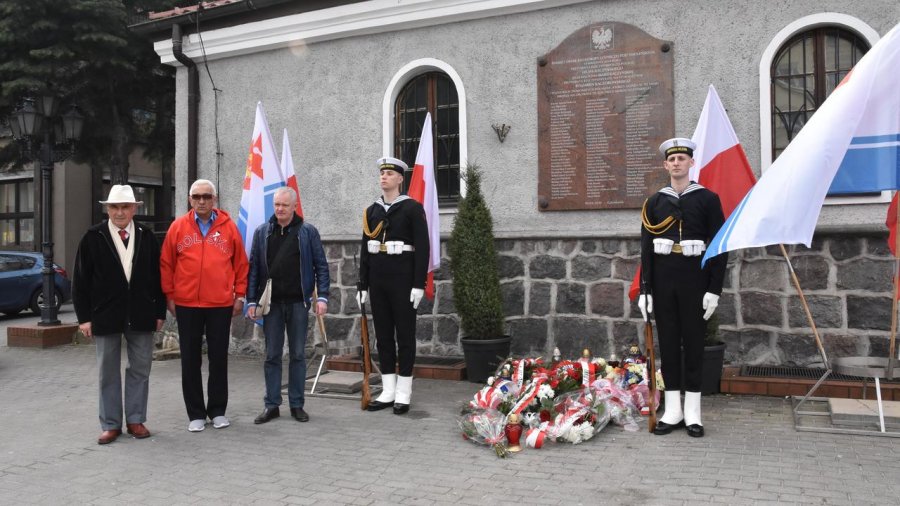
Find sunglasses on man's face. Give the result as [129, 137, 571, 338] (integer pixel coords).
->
[190, 193, 215, 201]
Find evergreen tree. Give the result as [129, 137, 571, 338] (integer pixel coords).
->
[0, 0, 174, 183]
[449, 164, 505, 339]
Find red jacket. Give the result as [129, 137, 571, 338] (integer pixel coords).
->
[160, 208, 249, 308]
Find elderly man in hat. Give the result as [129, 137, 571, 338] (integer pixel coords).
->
[357, 156, 429, 415]
[73, 184, 167, 445]
[638, 138, 727, 438]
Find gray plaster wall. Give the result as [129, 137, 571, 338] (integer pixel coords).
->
[163, 1, 900, 366]
[172, 0, 900, 240]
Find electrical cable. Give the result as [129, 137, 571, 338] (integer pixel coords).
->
[194, 6, 223, 190]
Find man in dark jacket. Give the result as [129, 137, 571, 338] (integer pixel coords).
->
[73, 185, 166, 445]
[247, 187, 329, 424]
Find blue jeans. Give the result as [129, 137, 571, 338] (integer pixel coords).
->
[263, 301, 310, 409]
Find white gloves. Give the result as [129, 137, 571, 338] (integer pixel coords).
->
[702, 292, 719, 320]
[410, 288, 424, 309]
[358, 289, 424, 308]
[638, 294, 653, 322]
[680, 240, 705, 257]
[652, 238, 674, 255]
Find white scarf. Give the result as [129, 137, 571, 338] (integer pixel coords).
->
[107, 220, 135, 283]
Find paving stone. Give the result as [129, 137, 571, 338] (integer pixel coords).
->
[0, 345, 898, 505]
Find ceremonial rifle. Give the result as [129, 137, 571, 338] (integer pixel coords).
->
[358, 282, 373, 410]
[644, 316, 658, 433]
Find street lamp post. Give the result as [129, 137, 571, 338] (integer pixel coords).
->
[7, 95, 83, 326]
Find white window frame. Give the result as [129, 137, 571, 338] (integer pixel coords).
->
[759, 13, 884, 205]
[382, 58, 468, 203]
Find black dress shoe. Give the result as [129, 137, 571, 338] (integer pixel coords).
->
[653, 419, 686, 435]
[392, 403, 409, 415]
[366, 400, 394, 411]
[254, 407, 280, 424]
[290, 407, 309, 422]
[686, 424, 705, 438]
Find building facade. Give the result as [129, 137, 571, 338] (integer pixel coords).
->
[143, 0, 900, 365]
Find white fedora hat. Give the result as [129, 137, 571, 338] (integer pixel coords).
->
[99, 184, 143, 204]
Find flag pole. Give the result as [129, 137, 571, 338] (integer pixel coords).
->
[781, 244, 835, 415]
[779, 244, 829, 367]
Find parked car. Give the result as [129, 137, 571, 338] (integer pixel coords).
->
[0, 251, 72, 316]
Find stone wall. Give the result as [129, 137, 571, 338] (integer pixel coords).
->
[227, 230, 897, 366]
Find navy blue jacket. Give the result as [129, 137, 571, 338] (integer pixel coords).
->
[247, 217, 330, 308]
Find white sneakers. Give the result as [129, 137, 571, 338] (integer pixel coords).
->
[187, 416, 230, 432]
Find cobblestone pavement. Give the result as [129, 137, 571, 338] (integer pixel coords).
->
[1, 344, 898, 505]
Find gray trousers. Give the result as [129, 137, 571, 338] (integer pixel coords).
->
[95, 331, 154, 430]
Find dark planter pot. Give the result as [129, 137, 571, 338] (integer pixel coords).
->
[702, 342, 726, 394]
[461, 336, 512, 383]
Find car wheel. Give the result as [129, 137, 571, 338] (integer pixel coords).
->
[30, 288, 62, 315]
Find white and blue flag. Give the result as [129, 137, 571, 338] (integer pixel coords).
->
[237, 102, 287, 257]
[704, 22, 900, 266]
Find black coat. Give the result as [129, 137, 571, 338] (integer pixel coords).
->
[640, 183, 728, 296]
[73, 220, 167, 335]
[358, 196, 430, 291]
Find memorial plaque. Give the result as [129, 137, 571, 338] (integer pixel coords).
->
[537, 23, 674, 211]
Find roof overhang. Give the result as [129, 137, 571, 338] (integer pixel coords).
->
[153, 0, 596, 66]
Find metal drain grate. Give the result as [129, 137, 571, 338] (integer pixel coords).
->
[740, 365, 900, 384]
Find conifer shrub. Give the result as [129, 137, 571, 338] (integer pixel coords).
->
[450, 164, 505, 339]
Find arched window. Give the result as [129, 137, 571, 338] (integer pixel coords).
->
[394, 72, 460, 203]
[770, 27, 869, 160]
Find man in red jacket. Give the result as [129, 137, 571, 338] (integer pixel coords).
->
[160, 179, 249, 432]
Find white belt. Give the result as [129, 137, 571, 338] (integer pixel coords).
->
[377, 244, 415, 253]
[368, 240, 415, 255]
[653, 239, 706, 256]
[670, 243, 706, 254]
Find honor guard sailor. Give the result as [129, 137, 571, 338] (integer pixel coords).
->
[638, 138, 728, 438]
[357, 157, 430, 415]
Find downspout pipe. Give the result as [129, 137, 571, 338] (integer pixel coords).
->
[171, 24, 198, 185]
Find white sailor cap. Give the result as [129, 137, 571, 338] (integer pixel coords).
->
[377, 156, 409, 173]
[658, 137, 696, 159]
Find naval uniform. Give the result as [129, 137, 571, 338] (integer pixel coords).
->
[640, 182, 727, 392]
[359, 195, 430, 376]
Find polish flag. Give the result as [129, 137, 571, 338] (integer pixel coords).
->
[887, 192, 898, 256]
[280, 129, 304, 218]
[689, 84, 758, 217]
[407, 112, 440, 300]
[629, 85, 756, 300]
